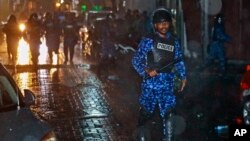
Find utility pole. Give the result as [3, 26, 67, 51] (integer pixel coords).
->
[239, 0, 243, 59]
[201, 0, 209, 60]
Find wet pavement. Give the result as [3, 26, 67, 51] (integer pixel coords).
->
[0, 37, 248, 141]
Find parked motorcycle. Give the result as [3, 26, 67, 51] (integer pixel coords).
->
[240, 65, 250, 125]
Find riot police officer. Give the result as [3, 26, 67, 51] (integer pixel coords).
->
[97, 13, 117, 76]
[197, 14, 232, 75]
[205, 13, 231, 75]
[132, 8, 187, 141]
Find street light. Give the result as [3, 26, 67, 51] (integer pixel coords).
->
[56, 2, 61, 8]
[19, 23, 26, 32]
[81, 4, 87, 12]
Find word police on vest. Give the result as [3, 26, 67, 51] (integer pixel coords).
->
[157, 43, 174, 52]
[229, 125, 250, 140]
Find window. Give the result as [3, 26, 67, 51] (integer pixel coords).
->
[0, 76, 18, 108]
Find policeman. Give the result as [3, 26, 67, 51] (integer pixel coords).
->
[97, 13, 117, 76]
[201, 13, 231, 75]
[132, 8, 187, 141]
[100, 13, 117, 61]
[42, 12, 61, 63]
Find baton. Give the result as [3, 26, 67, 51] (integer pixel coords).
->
[144, 57, 183, 79]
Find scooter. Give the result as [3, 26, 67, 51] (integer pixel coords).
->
[240, 65, 250, 125]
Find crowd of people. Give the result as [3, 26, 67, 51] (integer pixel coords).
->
[1, 11, 80, 65]
[0, 8, 154, 66]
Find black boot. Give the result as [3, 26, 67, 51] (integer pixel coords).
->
[135, 107, 152, 141]
[136, 125, 151, 141]
[162, 113, 174, 141]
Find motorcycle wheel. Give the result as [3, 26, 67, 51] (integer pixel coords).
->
[243, 100, 250, 125]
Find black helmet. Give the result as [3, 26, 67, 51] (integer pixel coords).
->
[30, 13, 38, 21]
[152, 8, 172, 24]
[214, 13, 224, 24]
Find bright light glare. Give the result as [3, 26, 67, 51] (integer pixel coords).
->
[52, 52, 58, 65]
[16, 36, 56, 65]
[56, 2, 61, 7]
[50, 68, 57, 78]
[38, 38, 48, 64]
[13, 72, 29, 96]
[17, 37, 30, 65]
[19, 23, 25, 32]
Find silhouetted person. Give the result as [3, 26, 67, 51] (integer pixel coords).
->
[42, 12, 61, 63]
[62, 12, 78, 64]
[97, 13, 117, 76]
[2, 15, 21, 64]
[25, 13, 42, 65]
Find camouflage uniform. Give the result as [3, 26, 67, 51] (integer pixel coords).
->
[132, 32, 186, 117]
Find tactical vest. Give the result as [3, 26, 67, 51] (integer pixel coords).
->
[147, 34, 175, 73]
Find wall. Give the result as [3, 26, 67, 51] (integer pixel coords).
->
[0, 0, 10, 21]
[126, 0, 156, 13]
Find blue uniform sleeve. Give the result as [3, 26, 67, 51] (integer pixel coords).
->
[132, 38, 152, 77]
[174, 39, 186, 80]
